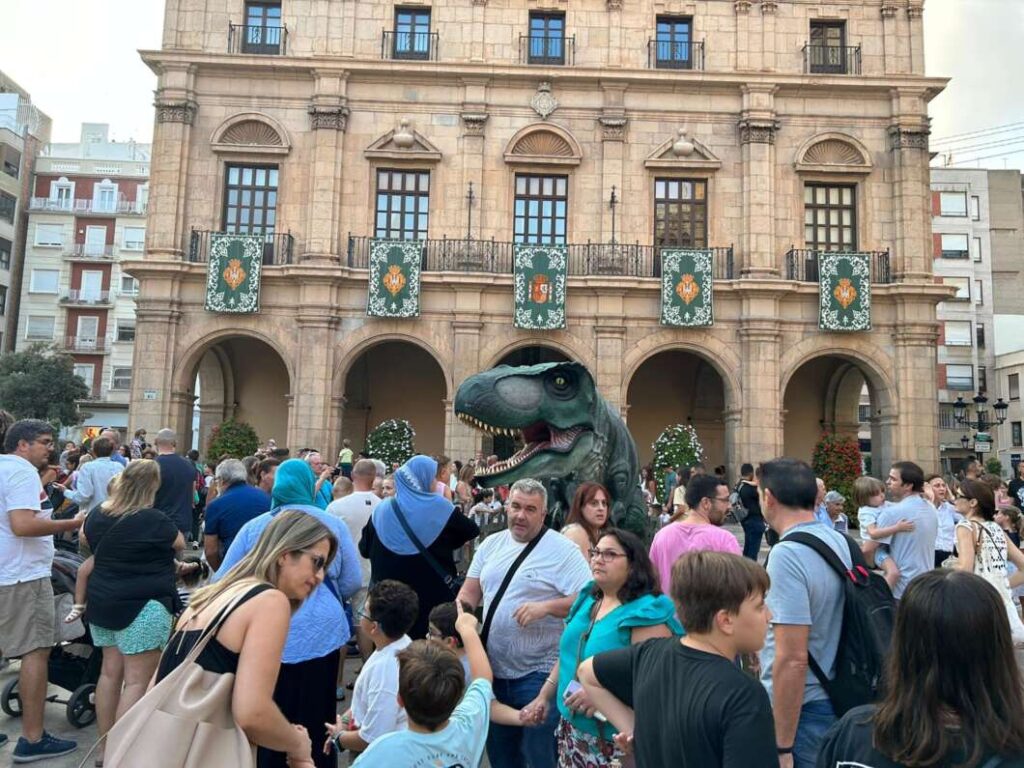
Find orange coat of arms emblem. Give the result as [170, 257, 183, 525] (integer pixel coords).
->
[833, 278, 858, 309]
[675, 273, 700, 305]
[530, 274, 551, 304]
[382, 265, 407, 297]
[222, 259, 247, 291]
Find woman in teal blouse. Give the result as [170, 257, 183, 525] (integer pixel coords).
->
[523, 528, 681, 767]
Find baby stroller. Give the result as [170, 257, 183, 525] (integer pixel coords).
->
[1, 549, 102, 728]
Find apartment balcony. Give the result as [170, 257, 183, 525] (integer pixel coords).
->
[520, 34, 575, 66]
[381, 30, 439, 61]
[346, 236, 735, 279]
[63, 244, 115, 261]
[188, 229, 295, 266]
[60, 289, 114, 306]
[62, 336, 112, 354]
[803, 43, 862, 75]
[28, 198, 147, 215]
[647, 39, 705, 70]
[785, 249, 892, 284]
[228, 23, 287, 55]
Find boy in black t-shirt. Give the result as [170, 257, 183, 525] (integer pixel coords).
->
[579, 550, 779, 768]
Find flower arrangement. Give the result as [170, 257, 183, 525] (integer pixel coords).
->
[652, 423, 704, 473]
[365, 418, 416, 467]
[812, 432, 863, 526]
[207, 420, 259, 459]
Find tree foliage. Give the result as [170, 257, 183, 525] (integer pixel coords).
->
[0, 344, 90, 427]
[651, 424, 704, 473]
[207, 420, 259, 459]
[366, 419, 416, 468]
[812, 432, 863, 525]
[986, 457, 1004, 477]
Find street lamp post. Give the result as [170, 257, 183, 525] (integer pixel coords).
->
[953, 392, 1009, 461]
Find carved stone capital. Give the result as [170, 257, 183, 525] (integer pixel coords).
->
[460, 111, 489, 137]
[734, 0, 752, 13]
[309, 105, 349, 131]
[888, 126, 930, 151]
[880, 3, 900, 18]
[154, 100, 197, 125]
[760, 0, 778, 15]
[738, 118, 779, 145]
[598, 115, 627, 142]
[606, 0, 622, 10]
[471, 0, 486, 6]
[907, 2, 924, 19]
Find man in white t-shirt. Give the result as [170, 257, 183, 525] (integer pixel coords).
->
[457, 478, 591, 768]
[0, 419, 83, 762]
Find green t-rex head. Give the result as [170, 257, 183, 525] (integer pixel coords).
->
[454, 361, 598, 485]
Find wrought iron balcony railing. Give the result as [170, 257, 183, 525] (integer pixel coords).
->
[346, 236, 734, 280]
[520, 34, 575, 65]
[61, 289, 113, 305]
[188, 230, 295, 266]
[228, 23, 287, 55]
[803, 43, 861, 75]
[647, 39, 705, 70]
[381, 30, 439, 61]
[785, 248, 892, 284]
[28, 198, 147, 215]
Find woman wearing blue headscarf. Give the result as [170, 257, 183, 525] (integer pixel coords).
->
[359, 455, 480, 638]
[218, 458, 362, 768]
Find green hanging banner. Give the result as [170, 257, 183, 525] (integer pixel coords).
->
[367, 239, 423, 318]
[660, 249, 714, 327]
[204, 234, 264, 314]
[819, 252, 871, 332]
[513, 244, 567, 330]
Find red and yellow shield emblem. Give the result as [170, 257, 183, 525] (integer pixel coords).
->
[833, 278, 858, 309]
[530, 274, 551, 304]
[382, 265, 407, 297]
[222, 258, 247, 291]
[675, 273, 700, 305]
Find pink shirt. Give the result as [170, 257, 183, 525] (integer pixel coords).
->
[649, 522, 742, 595]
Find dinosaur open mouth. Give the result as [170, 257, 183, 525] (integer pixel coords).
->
[456, 413, 589, 477]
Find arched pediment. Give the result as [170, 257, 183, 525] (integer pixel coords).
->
[503, 124, 582, 167]
[645, 128, 722, 171]
[211, 113, 291, 155]
[795, 132, 873, 175]
[364, 119, 442, 163]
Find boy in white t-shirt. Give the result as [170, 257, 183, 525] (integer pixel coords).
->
[351, 602, 520, 767]
[326, 579, 418, 757]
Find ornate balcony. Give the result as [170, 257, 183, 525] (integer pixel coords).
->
[785, 248, 892, 284]
[188, 230, 295, 266]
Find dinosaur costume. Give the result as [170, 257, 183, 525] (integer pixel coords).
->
[454, 361, 649, 537]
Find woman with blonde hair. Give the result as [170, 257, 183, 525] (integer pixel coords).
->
[83, 460, 185, 763]
[149, 511, 338, 767]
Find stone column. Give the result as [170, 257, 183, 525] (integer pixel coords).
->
[738, 86, 780, 277]
[594, 325, 625, 409]
[169, 391, 195, 447]
[128, 297, 182, 435]
[892, 324, 939, 469]
[880, 2, 903, 75]
[292, 285, 340, 455]
[737, 313, 784, 460]
[470, 0, 487, 62]
[734, 1, 752, 71]
[304, 73, 349, 263]
[460, 80, 490, 241]
[759, 1, 778, 72]
[907, 2, 925, 75]
[599, 85, 627, 242]
[723, 409, 742, 484]
[606, 0, 623, 68]
[339, 0, 356, 57]
[149, 65, 197, 259]
[448, 320, 484, 458]
[888, 91, 932, 279]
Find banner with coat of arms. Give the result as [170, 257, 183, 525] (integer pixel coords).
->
[205, 234, 263, 313]
[513, 244, 567, 330]
[660, 249, 714, 327]
[819, 252, 871, 332]
[367, 239, 423, 318]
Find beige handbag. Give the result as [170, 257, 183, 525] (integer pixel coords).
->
[79, 588, 256, 768]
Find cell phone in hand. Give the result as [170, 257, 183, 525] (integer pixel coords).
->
[563, 680, 583, 699]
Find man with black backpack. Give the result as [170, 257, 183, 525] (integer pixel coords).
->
[758, 458, 894, 768]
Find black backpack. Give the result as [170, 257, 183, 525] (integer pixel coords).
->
[784, 531, 896, 716]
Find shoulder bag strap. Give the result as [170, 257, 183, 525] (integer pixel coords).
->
[480, 528, 548, 648]
[391, 499, 458, 594]
[88, 510, 131, 560]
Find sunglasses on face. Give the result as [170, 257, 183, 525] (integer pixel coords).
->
[298, 549, 327, 573]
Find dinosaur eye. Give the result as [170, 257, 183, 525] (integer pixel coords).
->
[545, 370, 576, 399]
[554, 376, 567, 388]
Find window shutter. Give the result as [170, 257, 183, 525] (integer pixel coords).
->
[931, 191, 941, 216]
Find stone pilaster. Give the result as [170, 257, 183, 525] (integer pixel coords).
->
[148, 65, 197, 260]
[599, 85, 627, 241]
[471, 0, 487, 62]
[759, 1, 777, 71]
[734, 0, 752, 71]
[448, 320, 484, 458]
[594, 325, 625, 409]
[738, 317, 784, 461]
[303, 72, 349, 263]
[606, 1, 622, 67]
[892, 323, 940, 470]
[460, 79, 490, 238]
[880, 2, 904, 74]
[888, 89, 932, 279]
[292, 297, 341, 455]
[738, 85, 779, 277]
[907, 1, 925, 74]
[128, 296, 183, 435]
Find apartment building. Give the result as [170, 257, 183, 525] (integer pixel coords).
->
[17, 123, 150, 439]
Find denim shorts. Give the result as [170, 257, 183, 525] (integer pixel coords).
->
[91, 600, 173, 655]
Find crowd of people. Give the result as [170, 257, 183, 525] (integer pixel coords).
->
[4, 412, 1024, 767]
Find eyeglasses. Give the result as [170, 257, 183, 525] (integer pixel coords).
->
[298, 549, 327, 573]
[588, 548, 627, 562]
[358, 609, 376, 623]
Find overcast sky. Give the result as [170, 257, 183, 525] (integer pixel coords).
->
[0, 0, 1021, 168]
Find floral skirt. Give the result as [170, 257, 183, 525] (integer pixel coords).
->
[556, 716, 627, 768]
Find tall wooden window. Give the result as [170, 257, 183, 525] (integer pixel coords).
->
[528, 13, 566, 64]
[809, 21, 847, 73]
[804, 183, 856, 251]
[514, 174, 568, 245]
[394, 8, 431, 59]
[654, 178, 708, 249]
[375, 169, 430, 240]
[223, 164, 279, 235]
[244, 2, 283, 54]
[655, 17, 693, 69]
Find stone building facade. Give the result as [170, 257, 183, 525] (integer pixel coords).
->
[129, 0, 948, 473]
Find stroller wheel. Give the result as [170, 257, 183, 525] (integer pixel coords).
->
[67, 683, 96, 728]
[1, 677, 21, 717]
